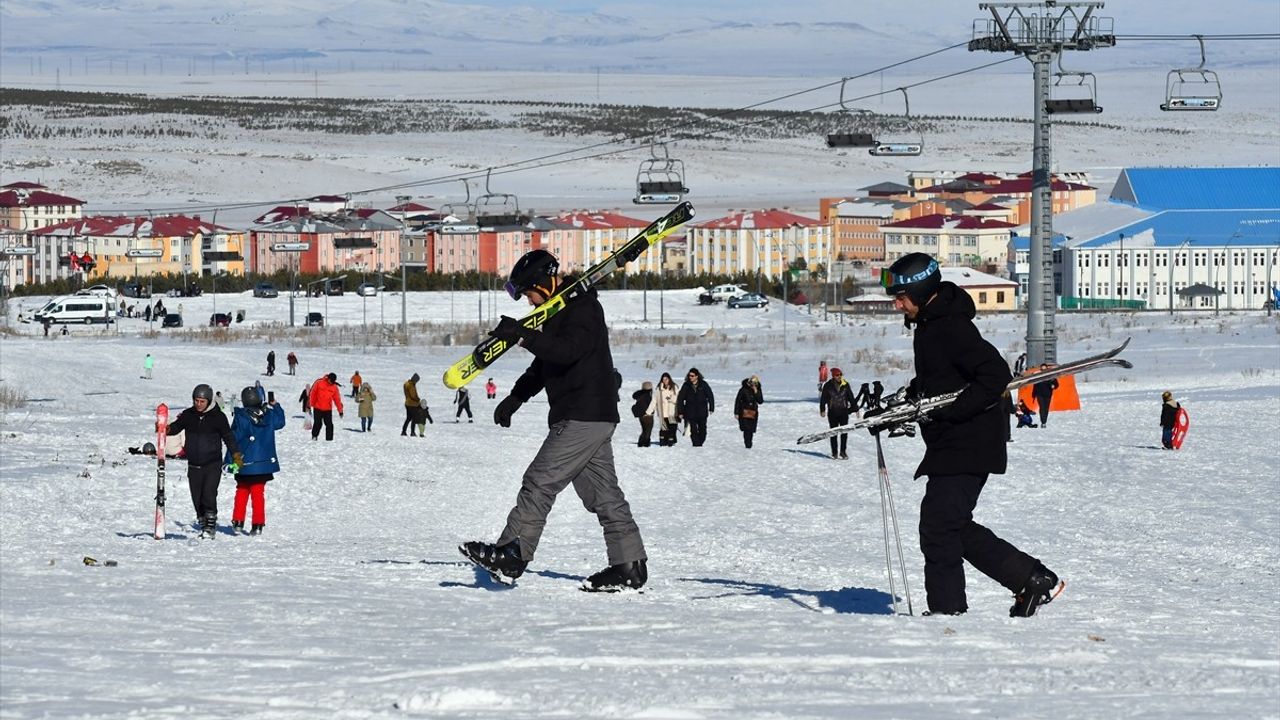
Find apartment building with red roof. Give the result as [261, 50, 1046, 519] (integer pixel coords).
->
[688, 208, 830, 279]
[0, 182, 86, 231]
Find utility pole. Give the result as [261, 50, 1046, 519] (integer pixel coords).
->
[969, 1, 1114, 364]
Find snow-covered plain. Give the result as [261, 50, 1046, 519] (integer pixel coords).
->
[2, 288, 1278, 719]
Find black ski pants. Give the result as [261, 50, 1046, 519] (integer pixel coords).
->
[188, 463, 222, 520]
[456, 400, 472, 421]
[919, 473, 1038, 614]
[1035, 390, 1054, 426]
[687, 418, 707, 447]
[637, 415, 654, 447]
[312, 409, 335, 441]
[827, 411, 850, 457]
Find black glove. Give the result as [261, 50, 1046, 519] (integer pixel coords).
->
[489, 316, 528, 345]
[494, 395, 523, 428]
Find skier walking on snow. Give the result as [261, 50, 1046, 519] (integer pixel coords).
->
[454, 386, 473, 422]
[308, 373, 344, 441]
[879, 252, 1059, 617]
[227, 386, 285, 535]
[461, 249, 648, 592]
[819, 368, 856, 459]
[166, 383, 242, 539]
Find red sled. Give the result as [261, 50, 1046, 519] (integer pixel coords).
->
[1171, 406, 1189, 449]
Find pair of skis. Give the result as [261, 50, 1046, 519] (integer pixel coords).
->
[797, 338, 1133, 445]
[442, 201, 695, 389]
[154, 404, 168, 539]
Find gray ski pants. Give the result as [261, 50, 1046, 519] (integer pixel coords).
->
[497, 420, 646, 566]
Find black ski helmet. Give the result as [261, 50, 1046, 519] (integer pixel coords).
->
[241, 386, 262, 408]
[192, 383, 214, 402]
[143, 441, 156, 454]
[883, 252, 941, 304]
[506, 249, 559, 300]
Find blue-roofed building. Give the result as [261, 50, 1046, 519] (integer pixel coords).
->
[1110, 167, 1280, 211]
[1056, 167, 1280, 310]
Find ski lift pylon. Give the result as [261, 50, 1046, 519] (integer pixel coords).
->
[1161, 35, 1222, 111]
[633, 142, 689, 205]
[868, 88, 924, 157]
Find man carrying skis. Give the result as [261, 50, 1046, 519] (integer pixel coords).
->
[880, 252, 1059, 617]
[461, 249, 648, 592]
[167, 383, 242, 539]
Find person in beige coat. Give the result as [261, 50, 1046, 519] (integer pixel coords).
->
[357, 383, 377, 432]
[648, 372, 680, 446]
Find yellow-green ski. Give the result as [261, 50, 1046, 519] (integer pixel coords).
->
[442, 201, 694, 389]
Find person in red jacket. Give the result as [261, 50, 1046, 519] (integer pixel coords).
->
[308, 372, 345, 441]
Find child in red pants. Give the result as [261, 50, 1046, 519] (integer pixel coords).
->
[227, 386, 286, 535]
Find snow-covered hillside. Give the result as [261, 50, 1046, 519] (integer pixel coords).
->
[1, 291, 1277, 718]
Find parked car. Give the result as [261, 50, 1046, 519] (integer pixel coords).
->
[210, 312, 232, 327]
[161, 313, 183, 328]
[253, 282, 279, 298]
[697, 292, 717, 305]
[122, 282, 151, 299]
[77, 284, 118, 301]
[709, 284, 747, 301]
[727, 293, 770, 309]
[305, 312, 324, 327]
[324, 280, 344, 297]
[356, 282, 378, 297]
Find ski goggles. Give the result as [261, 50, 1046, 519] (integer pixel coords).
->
[504, 280, 523, 300]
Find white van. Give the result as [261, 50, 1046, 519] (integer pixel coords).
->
[34, 295, 115, 325]
[709, 284, 746, 301]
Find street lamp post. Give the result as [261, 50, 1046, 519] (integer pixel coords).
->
[270, 242, 309, 326]
[396, 195, 411, 339]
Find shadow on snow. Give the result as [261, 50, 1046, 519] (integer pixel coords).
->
[679, 576, 896, 615]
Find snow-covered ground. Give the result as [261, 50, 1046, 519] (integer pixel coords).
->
[2, 289, 1278, 719]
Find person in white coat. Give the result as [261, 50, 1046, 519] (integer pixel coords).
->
[648, 372, 680, 446]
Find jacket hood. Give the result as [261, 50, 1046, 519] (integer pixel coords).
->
[236, 405, 269, 426]
[917, 281, 976, 324]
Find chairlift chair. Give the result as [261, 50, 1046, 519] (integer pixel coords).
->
[439, 179, 475, 223]
[826, 77, 878, 149]
[1044, 57, 1103, 114]
[868, 88, 924, 157]
[633, 143, 689, 205]
[475, 169, 522, 225]
[1161, 35, 1222, 111]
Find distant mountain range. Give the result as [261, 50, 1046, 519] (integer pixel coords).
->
[2, 0, 1275, 78]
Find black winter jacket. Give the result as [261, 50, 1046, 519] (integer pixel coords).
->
[676, 374, 715, 421]
[511, 288, 620, 426]
[1160, 400, 1180, 429]
[167, 406, 239, 467]
[908, 282, 1012, 478]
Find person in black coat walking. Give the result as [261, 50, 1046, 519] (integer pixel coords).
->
[631, 382, 654, 447]
[733, 377, 763, 448]
[819, 368, 856, 459]
[167, 383, 242, 538]
[883, 252, 1058, 618]
[1032, 366, 1059, 428]
[676, 368, 715, 447]
[464, 249, 648, 592]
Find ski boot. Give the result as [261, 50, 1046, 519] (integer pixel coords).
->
[1010, 564, 1061, 617]
[231, 520, 245, 534]
[581, 559, 647, 593]
[249, 523, 264, 536]
[201, 513, 217, 540]
[459, 540, 526, 585]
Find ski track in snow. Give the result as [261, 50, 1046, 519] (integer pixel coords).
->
[2, 291, 1279, 719]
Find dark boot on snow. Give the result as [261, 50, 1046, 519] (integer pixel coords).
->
[459, 540, 526, 584]
[582, 559, 648, 593]
[231, 520, 245, 534]
[201, 514, 217, 539]
[1010, 564, 1061, 617]
[249, 524, 264, 536]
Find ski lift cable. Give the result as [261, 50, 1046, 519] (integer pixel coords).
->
[101, 33, 1274, 216]
[103, 41, 978, 215]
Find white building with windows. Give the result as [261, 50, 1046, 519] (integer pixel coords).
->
[1014, 167, 1280, 310]
[687, 209, 829, 280]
